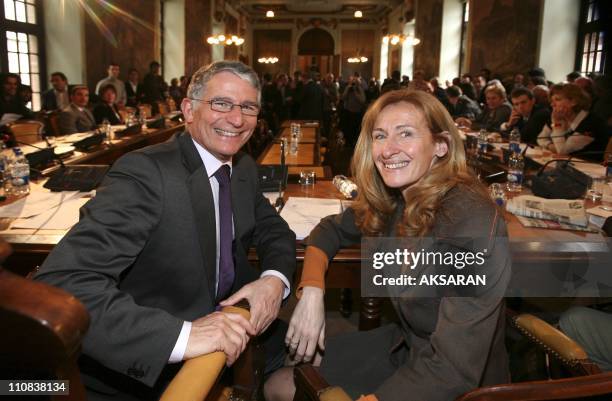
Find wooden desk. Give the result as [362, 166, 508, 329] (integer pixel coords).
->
[277, 127, 318, 143]
[280, 120, 320, 129]
[258, 143, 319, 166]
[40, 123, 185, 176]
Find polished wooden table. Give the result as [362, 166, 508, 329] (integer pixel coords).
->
[257, 142, 319, 166]
[277, 126, 318, 143]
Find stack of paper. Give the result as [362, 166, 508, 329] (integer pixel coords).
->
[280, 197, 341, 240]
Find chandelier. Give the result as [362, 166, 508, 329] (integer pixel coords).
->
[382, 34, 420, 46]
[347, 56, 368, 63]
[258, 57, 279, 64]
[206, 34, 245, 46]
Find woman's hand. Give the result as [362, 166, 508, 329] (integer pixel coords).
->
[285, 287, 325, 363]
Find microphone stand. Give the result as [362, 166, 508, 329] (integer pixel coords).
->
[274, 140, 286, 211]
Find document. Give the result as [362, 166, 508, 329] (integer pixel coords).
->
[0, 190, 82, 218]
[11, 197, 89, 230]
[280, 197, 341, 240]
[506, 195, 588, 227]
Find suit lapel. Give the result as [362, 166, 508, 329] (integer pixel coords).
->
[179, 133, 217, 301]
[230, 154, 249, 243]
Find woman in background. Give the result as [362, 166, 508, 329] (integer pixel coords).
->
[537, 83, 609, 161]
[93, 84, 122, 125]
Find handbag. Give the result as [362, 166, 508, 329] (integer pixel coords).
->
[530, 160, 593, 199]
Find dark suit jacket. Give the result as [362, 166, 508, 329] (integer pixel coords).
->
[93, 102, 122, 125]
[58, 104, 97, 134]
[42, 89, 58, 111]
[508, 104, 550, 145]
[298, 80, 324, 121]
[34, 132, 296, 399]
[307, 185, 511, 401]
[125, 81, 144, 107]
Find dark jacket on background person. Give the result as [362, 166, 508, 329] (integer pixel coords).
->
[447, 95, 481, 120]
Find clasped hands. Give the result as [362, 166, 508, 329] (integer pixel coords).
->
[184, 275, 285, 365]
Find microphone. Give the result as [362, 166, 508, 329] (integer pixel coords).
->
[275, 139, 286, 211]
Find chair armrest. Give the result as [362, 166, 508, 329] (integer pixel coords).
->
[294, 364, 352, 401]
[159, 305, 251, 401]
[512, 313, 601, 374]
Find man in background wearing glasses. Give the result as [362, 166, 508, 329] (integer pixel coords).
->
[35, 61, 296, 401]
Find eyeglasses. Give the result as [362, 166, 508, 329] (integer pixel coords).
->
[190, 98, 260, 116]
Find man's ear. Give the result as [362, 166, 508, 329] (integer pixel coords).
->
[435, 131, 450, 158]
[181, 98, 194, 123]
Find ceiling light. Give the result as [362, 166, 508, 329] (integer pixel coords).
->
[258, 57, 279, 64]
[382, 34, 421, 46]
[354, 10, 362, 18]
[266, 10, 275, 18]
[206, 34, 244, 46]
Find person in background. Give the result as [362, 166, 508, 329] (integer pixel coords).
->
[456, 84, 512, 132]
[142, 61, 168, 111]
[366, 77, 380, 104]
[267, 89, 511, 401]
[532, 84, 550, 109]
[95, 63, 126, 107]
[445, 85, 481, 121]
[93, 84, 122, 125]
[400, 75, 410, 88]
[168, 78, 183, 107]
[298, 71, 325, 124]
[537, 83, 609, 161]
[559, 307, 612, 372]
[42, 72, 70, 111]
[322, 73, 339, 138]
[566, 71, 582, 83]
[18, 84, 32, 107]
[340, 73, 366, 146]
[35, 61, 295, 401]
[473, 74, 487, 105]
[58, 85, 96, 134]
[430, 77, 449, 108]
[459, 74, 477, 101]
[380, 70, 401, 94]
[125, 68, 144, 107]
[0, 73, 33, 124]
[500, 87, 550, 144]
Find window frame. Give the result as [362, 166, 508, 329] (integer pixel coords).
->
[575, 0, 609, 75]
[0, 0, 47, 111]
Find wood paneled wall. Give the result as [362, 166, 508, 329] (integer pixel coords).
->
[184, 0, 212, 77]
[341, 29, 374, 79]
[468, 0, 542, 77]
[84, 0, 158, 91]
[414, 0, 443, 78]
[253, 30, 292, 76]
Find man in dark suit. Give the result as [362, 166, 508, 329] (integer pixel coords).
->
[500, 87, 550, 145]
[125, 68, 144, 107]
[35, 61, 296, 400]
[58, 85, 97, 134]
[41, 72, 70, 111]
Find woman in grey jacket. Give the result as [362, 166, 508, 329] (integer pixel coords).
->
[267, 89, 511, 401]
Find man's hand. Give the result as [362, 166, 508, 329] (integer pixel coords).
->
[508, 109, 521, 127]
[220, 276, 284, 334]
[184, 312, 256, 366]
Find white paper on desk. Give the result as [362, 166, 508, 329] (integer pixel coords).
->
[0, 190, 83, 218]
[280, 197, 341, 240]
[11, 197, 89, 230]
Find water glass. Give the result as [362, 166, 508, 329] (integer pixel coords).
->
[586, 177, 605, 202]
[299, 170, 316, 185]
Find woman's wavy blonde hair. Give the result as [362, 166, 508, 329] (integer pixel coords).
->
[351, 89, 486, 237]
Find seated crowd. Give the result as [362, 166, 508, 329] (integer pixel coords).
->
[0, 60, 187, 137]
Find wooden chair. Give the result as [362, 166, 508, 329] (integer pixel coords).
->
[160, 303, 265, 401]
[509, 313, 602, 377]
[157, 100, 170, 116]
[7, 120, 44, 145]
[0, 268, 90, 401]
[294, 364, 612, 401]
[293, 313, 611, 401]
